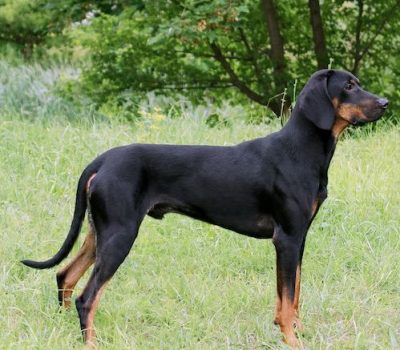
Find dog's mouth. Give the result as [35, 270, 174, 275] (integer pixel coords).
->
[351, 118, 366, 126]
[347, 97, 389, 126]
[351, 104, 388, 125]
[367, 107, 387, 122]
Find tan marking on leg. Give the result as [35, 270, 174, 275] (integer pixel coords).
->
[274, 261, 283, 325]
[293, 265, 300, 312]
[278, 288, 301, 348]
[57, 229, 96, 308]
[293, 265, 303, 332]
[84, 283, 108, 348]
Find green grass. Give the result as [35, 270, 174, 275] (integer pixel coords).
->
[0, 115, 399, 350]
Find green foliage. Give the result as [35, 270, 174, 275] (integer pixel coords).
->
[70, 7, 228, 105]
[0, 0, 65, 56]
[0, 0, 108, 57]
[205, 113, 231, 128]
[0, 0, 51, 41]
[1, 0, 399, 120]
[69, 1, 276, 110]
[63, 0, 400, 118]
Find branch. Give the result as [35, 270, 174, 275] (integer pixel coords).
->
[209, 42, 268, 106]
[137, 78, 235, 91]
[237, 27, 262, 77]
[173, 49, 253, 61]
[150, 83, 235, 91]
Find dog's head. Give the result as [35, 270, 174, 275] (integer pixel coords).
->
[297, 69, 388, 132]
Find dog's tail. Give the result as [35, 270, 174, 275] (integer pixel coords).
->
[21, 159, 102, 269]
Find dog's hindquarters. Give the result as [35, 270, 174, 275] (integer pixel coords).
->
[74, 171, 147, 345]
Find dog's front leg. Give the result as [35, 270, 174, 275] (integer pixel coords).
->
[273, 227, 305, 349]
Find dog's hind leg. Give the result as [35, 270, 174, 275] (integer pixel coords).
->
[74, 171, 148, 347]
[75, 218, 141, 347]
[56, 225, 96, 309]
[75, 196, 144, 346]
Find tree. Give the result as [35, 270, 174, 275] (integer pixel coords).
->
[0, 0, 97, 57]
[68, 0, 400, 115]
[3, 0, 398, 116]
[0, 0, 51, 57]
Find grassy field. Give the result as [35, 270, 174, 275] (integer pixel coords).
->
[0, 114, 399, 350]
[1, 53, 399, 350]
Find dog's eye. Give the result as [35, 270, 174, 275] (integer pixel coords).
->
[345, 82, 354, 91]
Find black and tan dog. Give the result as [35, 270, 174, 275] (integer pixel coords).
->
[22, 70, 388, 348]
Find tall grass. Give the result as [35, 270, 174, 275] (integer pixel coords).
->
[0, 57, 270, 126]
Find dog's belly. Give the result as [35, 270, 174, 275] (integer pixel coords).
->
[147, 203, 275, 239]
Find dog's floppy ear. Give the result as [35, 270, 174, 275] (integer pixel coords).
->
[297, 69, 335, 130]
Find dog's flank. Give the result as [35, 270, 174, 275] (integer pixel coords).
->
[22, 69, 388, 349]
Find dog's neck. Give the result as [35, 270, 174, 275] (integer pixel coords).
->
[280, 111, 340, 177]
[283, 110, 337, 146]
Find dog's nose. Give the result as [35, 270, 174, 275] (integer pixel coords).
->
[377, 98, 389, 109]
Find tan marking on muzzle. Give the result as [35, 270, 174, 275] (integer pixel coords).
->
[331, 98, 362, 139]
[332, 97, 368, 122]
[337, 103, 367, 121]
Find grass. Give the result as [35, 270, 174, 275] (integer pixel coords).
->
[1, 58, 399, 349]
[0, 115, 399, 350]
[0, 59, 270, 125]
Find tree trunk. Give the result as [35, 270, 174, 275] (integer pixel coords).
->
[260, 0, 288, 103]
[352, 0, 364, 75]
[308, 0, 329, 69]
